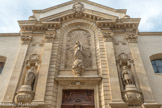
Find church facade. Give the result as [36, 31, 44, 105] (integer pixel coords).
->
[0, 0, 162, 108]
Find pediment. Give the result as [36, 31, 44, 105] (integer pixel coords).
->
[32, 0, 127, 21]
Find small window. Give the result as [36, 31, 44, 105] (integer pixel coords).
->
[0, 62, 5, 74]
[0, 56, 6, 74]
[151, 59, 162, 73]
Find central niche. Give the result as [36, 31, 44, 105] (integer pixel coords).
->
[65, 30, 92, 69]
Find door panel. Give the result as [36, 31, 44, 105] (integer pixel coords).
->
[61, 90, 95, 108]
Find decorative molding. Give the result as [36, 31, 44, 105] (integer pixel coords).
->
[21, 35, 33, 44]
[125, 33, 138, 43]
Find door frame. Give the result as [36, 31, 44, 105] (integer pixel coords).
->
[55, 77, 101, 108]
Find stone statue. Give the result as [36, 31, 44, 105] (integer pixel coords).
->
[74, 41, 83, 59]
[24, 67, 35, 85]
[72, 41, 84, 76]
[122, 66, 134, 86]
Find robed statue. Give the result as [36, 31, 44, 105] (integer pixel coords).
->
[72, 41, 84, 76]
[122, 66, 134, 86]
[24, 67, 35, 85]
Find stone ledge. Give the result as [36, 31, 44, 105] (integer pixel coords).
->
[55, 76, 102, 81]
[142, 103, 162, 108]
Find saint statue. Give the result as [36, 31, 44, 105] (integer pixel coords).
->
[24, 67, 35, 85]
[72, 41, 84, 76]
[122, 66, 134, 86]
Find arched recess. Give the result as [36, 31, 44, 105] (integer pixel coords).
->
[57, 19, 103, 76]
[0, 56, 7, 74]
[150, 53, 162, 73]
[52, 19, 111, 108]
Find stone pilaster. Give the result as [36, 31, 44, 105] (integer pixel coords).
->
[3, 35, 31, 103]
[33, 30, 55, 104]
[127, 34, 161, 108]
[102, 30, 127, 108]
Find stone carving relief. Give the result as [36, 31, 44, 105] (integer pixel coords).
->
[102, 31, 114, 42]
[73, 2, 84, 17]
[65, 30, 92, 69]
[15, 54, 40, 104]
[21, 35, 33, 44]
[44, 33, 56, 43]
[72, 41, 85, 76]
[125, 33, 138, 43]
[117, 52, 143, 106]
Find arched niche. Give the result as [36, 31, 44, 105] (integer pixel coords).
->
[57, 19, 102, 76]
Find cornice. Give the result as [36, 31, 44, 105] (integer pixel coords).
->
[32, 0, 126, 15]
[40, 8, 118, 22]
[18, 20, 61, 32]
[0, 33, 20, 37]
[139, 32, 162, 36]
[96, 18, 140, 32]
[32, 1, 74, 13]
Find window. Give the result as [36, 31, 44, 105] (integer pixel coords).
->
[0, 56, 6, 74]
[151, 59, 162, 73]
[0, 62, 5, 74]
[150, 53, 162, 73]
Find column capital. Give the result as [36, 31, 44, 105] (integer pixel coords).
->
[102, 30, 114, 42]
[21, 35, 33, 44]
[125, 33, 138, 43]
[44, 30, 56, 43]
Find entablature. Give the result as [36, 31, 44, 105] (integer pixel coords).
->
[18, 20, 61, 32]
[97, 18, 141, 32]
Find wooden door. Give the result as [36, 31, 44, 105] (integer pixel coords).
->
[61, 90, 95, 108]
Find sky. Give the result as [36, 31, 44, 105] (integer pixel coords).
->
[0, 0, 162, 33]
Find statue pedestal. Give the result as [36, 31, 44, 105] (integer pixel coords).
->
[123, 84, 143, 106]
[15, 85, 35, 104]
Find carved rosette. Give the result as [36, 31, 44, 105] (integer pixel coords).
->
[15, 54, 40, 104]
[44, 33, 56, 43]
[125, 33, 138, 43]
[102, 31, 113, 42]
[117, 52, 143, 106]
[73, 2, 84, 17]
[21, 35, 33, 44]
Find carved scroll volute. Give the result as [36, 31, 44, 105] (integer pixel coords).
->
[73, 2, 84, 18]
[125, 33, 138, 43]
[72, 41, 85, 76]
[15, 54, 40, 105]
[21, 35, 33, 44]
[117, 52, 143, 106]
[102, 30, 114, 42]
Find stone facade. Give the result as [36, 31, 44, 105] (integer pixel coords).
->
[0, 0, 162, 108]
